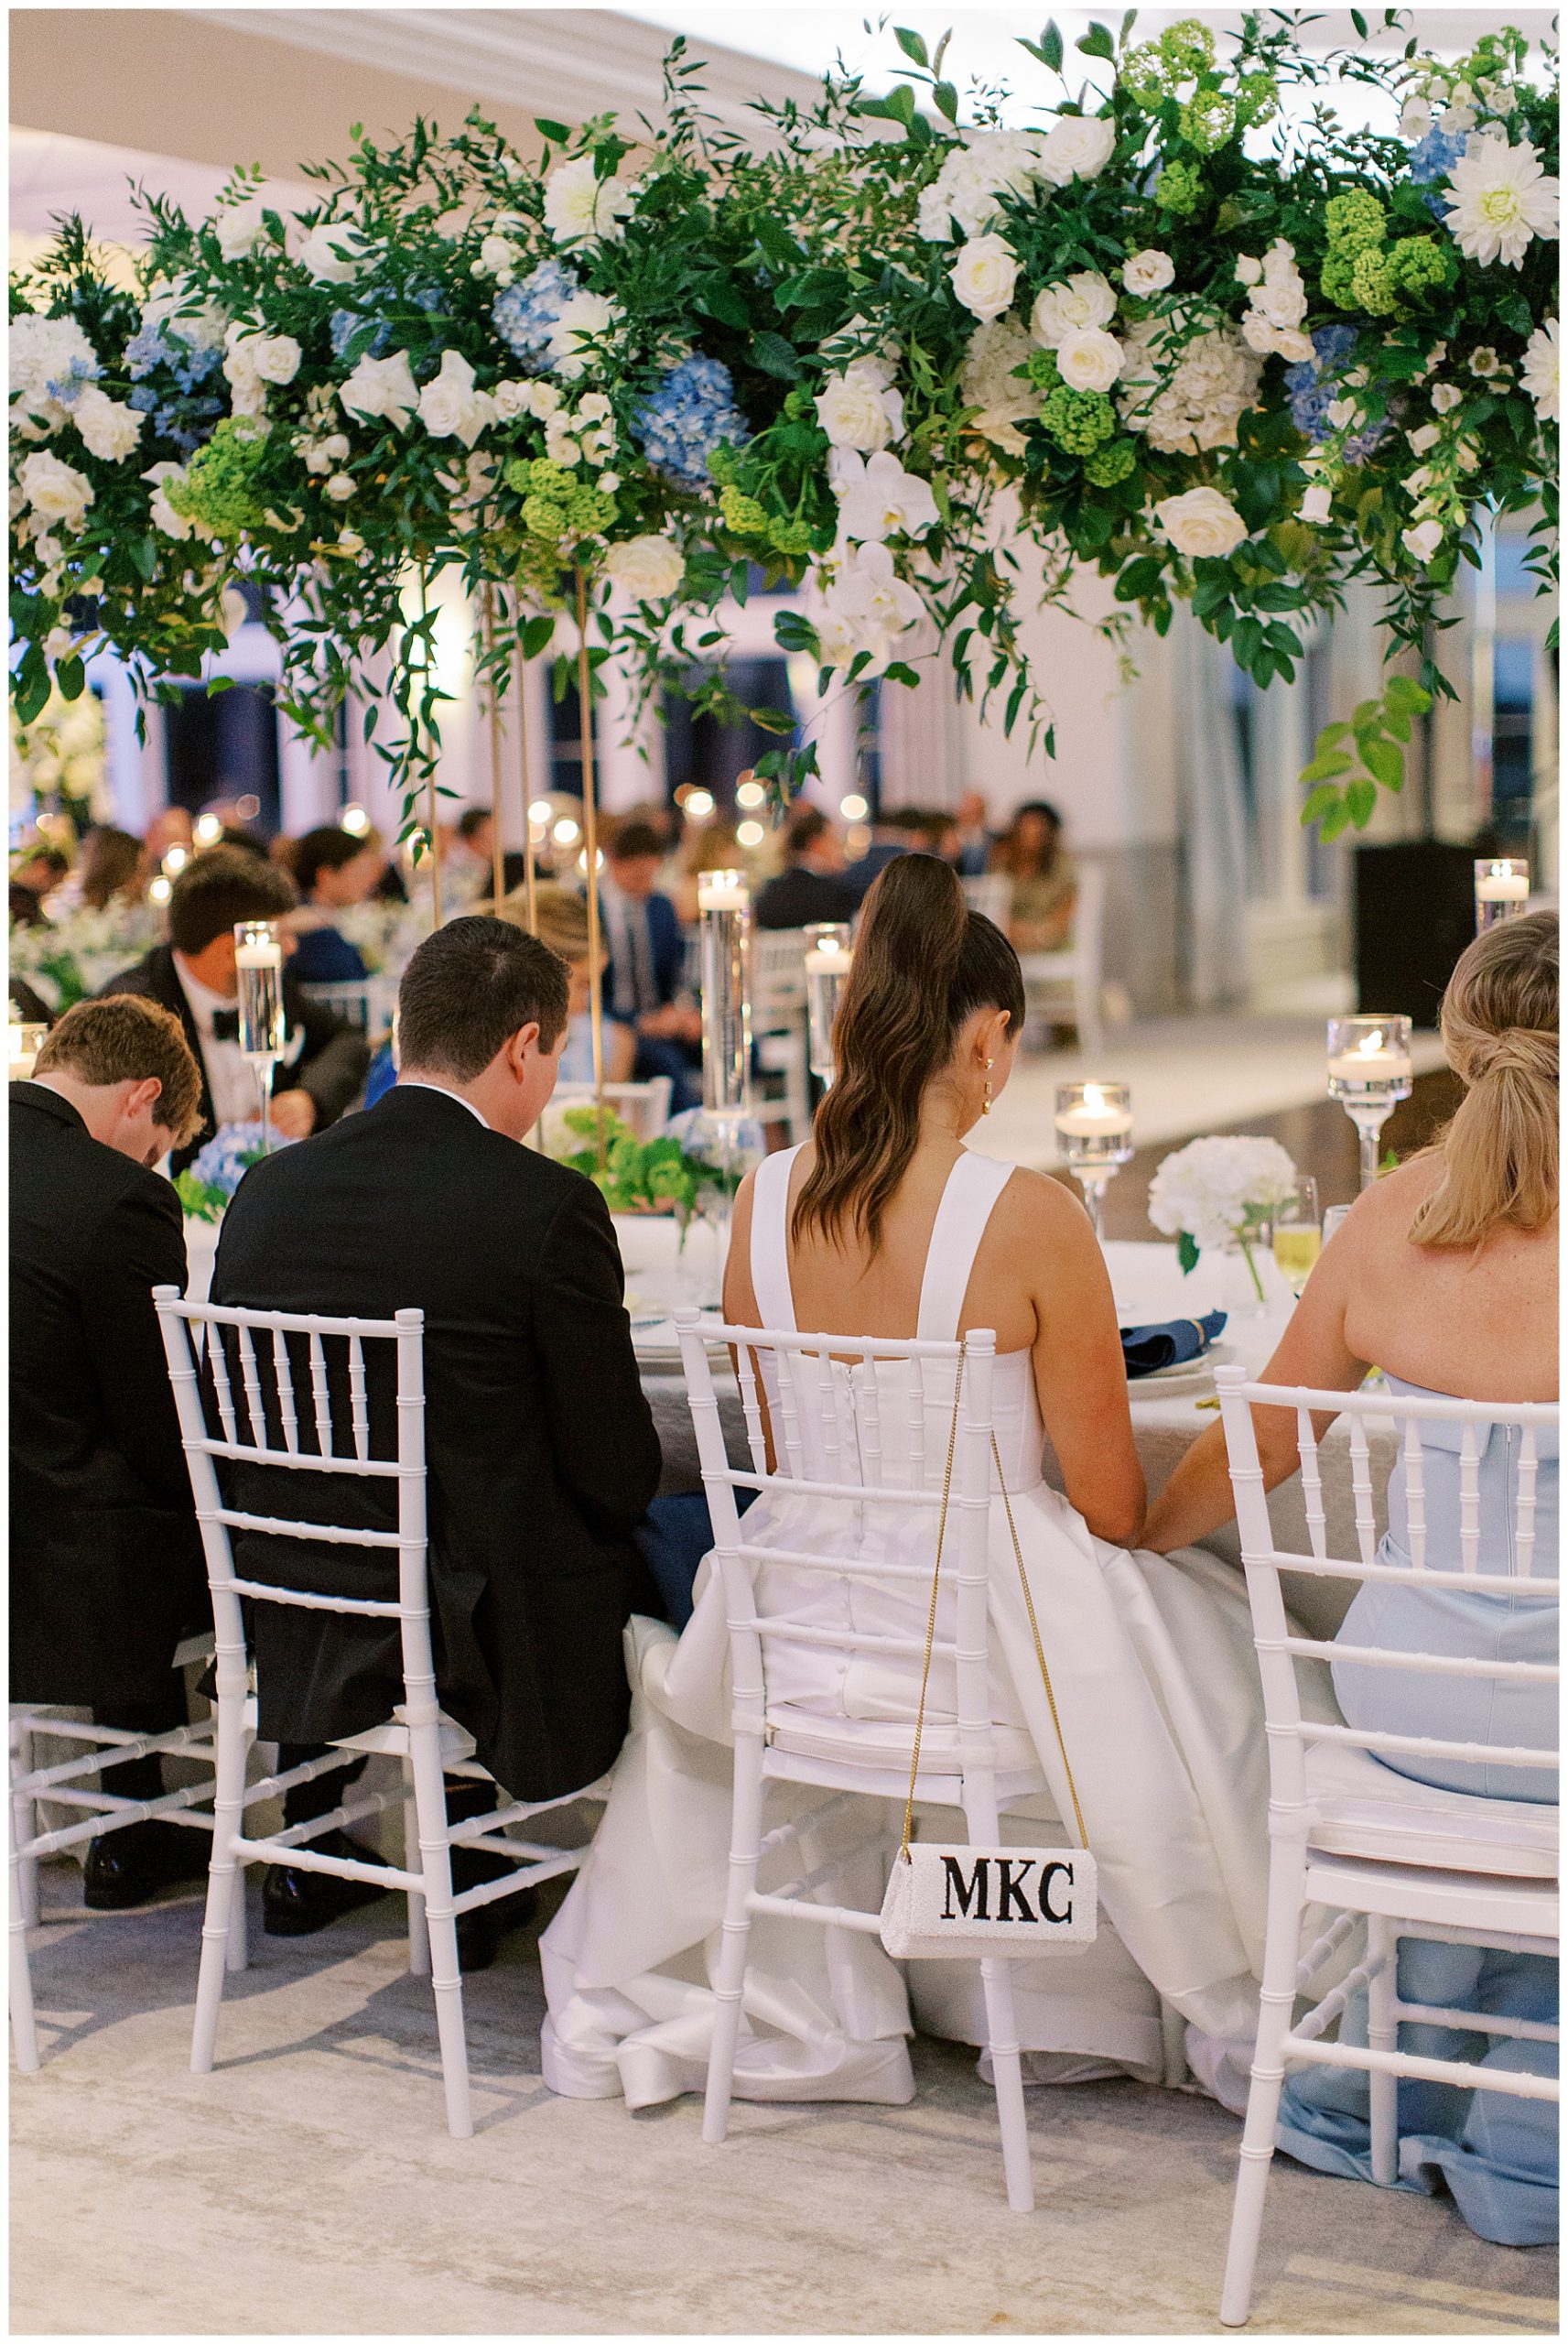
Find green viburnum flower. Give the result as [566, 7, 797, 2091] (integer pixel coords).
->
[167, 418, 270, 538]
[1235, 72, 1279, 129]
[1324, 190, 1387, 255]
[719, 485, 769, 535]
[1043, 385, 1118, 454]
[1390, 236, 1457, 301]
[1161, 18, 1216, 75]
[1320, 249, 1360, 307]
[1178, 91, 1237, 152]
[521, 493, 568, 538]
[565, 483, 614, 533]
[1120, 41, 1169, 110]
[1155, 159, 1204, 215]
[1083, 438, 1139, 486]
[767, 515, 814, 555]
[1350, 246, 1399, 314]
[1025, 348, 1063, 393]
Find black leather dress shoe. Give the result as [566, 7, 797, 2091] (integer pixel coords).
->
[262, 1828, 392, 1937]
[82, 1820, 211, 1910]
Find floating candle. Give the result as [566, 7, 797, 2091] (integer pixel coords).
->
[1054, 1080, 1133, 1139]
[1476, 871, 1530, 903]
[1326, 1026, 1412, 1086]
[698, 869, 748, 914]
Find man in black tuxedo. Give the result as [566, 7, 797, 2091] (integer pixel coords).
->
[10, 996, 211, 1908]
[211, 915, 663, 1963]
[101, 845, 369, 1172]
[754, 804, 858, 931]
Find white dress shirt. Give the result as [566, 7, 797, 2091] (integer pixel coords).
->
[173, 954, 263, 1129]
[395, 1079, 491, 1130]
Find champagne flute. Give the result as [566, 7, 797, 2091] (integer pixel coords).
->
[1272, 1176, 1322, 1299]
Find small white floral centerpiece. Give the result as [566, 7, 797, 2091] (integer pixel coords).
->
[1147, 1135, 1298, 1303]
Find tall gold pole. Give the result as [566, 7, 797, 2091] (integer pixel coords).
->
[574, 562, 607, 1167]
[511, 625, 539, 938]
[481, 585, 505, 908]
[419, 564, 441, 929]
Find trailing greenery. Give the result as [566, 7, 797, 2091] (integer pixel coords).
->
[9, 16, 1557, 843]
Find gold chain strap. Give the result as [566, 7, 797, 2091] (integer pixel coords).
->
[898, 1340, 1088, 1861]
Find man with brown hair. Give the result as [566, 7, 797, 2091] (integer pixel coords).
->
[101, 843, 369, 1171]
[10, 998, 212, 1909]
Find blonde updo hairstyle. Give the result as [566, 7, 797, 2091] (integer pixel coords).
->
[1410, 909, 1558, 1250]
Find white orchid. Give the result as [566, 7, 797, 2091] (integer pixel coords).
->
[833, 450, 940, 543]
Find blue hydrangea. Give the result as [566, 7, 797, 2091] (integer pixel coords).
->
[492, 259, 579, 369]
[124, 320, 221, 390]
[330, 309, 392, 362]
[1283, 324, 1390, 463]
[187, 1121, 295, 1199]
[1408, 121, 1466, 219]
[631, 356, 749, 494]
[43, 356, 97, 409]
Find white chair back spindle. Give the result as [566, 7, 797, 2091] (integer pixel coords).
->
[676, 1309, 1042, 2214]
[1213, 1368, 1559, 2326]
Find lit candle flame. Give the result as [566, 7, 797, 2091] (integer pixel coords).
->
[1083, 1082, 1106, 1112]
[1358, 1029, 1384, 1057]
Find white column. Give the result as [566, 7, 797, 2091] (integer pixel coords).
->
[277, 716, 341, 832]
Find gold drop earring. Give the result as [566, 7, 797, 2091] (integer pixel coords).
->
[981, 1056, 994, 1114]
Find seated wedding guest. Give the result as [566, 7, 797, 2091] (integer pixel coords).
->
[211, 916, 663, 1965]
[600, 819, 702, 1112]
[952, 788, 993, 877]
[447, 806, 497, 904]
[491, 884, 635, 1084]
[78, 826, 149, 913]
[10, 997, 210, 1908]
[669, 813, 740, 925]
[998, 799, 1076, 953]
[288, 825, 384, 983]
[1146, 911, 1559, 2245]
[100, 846, 370, 1173]
[541, 853, 1276, 2111]
[839, 805, 928, 906]
[144, 805, 193, 866]
[754, 804, 856, 931]
[10, 841, 70, 929]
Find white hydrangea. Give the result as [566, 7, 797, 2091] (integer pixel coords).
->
[959, 316, 1038, 455]
[9, 313, 100, 431]
[1520, 315, 1560, 423]
[1118, 314, 1262, 455]
[1147, 1134, 1298, 1254]
[917, 131, 1044, 243]
[141, 280, 229, 353]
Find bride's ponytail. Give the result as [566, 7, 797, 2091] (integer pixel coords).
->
[794, 852, 1023, 1252]
[1409, 910, 1558, 1250]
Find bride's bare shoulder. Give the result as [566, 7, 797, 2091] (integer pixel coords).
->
[993, 1163, 1089, 1233]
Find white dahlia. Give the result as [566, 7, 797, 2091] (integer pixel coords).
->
[1443, 133, 1559, 270]
[1520, 316, 1560, 423]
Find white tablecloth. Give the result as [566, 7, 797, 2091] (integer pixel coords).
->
[182, 1210, 1369, 1636]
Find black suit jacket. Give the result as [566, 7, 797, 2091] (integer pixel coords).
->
[9, 1083, 207, 1709]
[100, 944, 370, 1174]
[210, 1086, 664, 1800]
[753, 866, 859, 932]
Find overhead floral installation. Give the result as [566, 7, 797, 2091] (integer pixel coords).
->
[9, 15, 1559, 846]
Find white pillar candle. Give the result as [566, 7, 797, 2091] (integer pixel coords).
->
[233, 939, 283, 971]
[807, 939, 852, 978]
[697, 870, 748, 914]
[1475, 872, 1530, 902]
[1327, 1034, 1412, 1084]
[1054, 1084, 1133, 1140]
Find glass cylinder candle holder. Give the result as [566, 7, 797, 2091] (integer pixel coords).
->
[8, 1019, 48, 1080]
[1475, 857, 1530, 933]
[697, 868, 751, 1118]
[1054, 1080, 1133, 1241]
[234, 919, 287, 1151]
[805, 923, 852, 1085]
[1326, 1014, 1412, 1190]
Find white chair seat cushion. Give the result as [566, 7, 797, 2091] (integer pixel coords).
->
[764, 1703, 1042, 1781]
[1306, 1737, 1558, 1880]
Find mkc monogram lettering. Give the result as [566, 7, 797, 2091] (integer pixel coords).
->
[939, 1854, 1076, 1926]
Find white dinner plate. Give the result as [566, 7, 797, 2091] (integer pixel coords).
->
[1128, 1337, 1234, 1400]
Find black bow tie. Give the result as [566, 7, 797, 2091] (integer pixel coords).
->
[211, 1008, 240, 1042]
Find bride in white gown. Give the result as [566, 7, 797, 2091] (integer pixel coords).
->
[542, 853, 1277, 2109]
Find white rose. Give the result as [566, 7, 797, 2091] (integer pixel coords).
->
[546, 288, 619, 379]
[19, 450, 93, 528]
[815, 361, 903, 452]
[340, 349, 420, 428]
[543, 154, 638, 247]
[1299, 483, 1333, 523]
[1234, 255, 1263, 288]
[297, 223, 361, 283]
[1036, 113, 1116, 187]
[253, 334, 301, 386]
[323, 433, 350, 461]
[1431, 382, 1464, 414]
[545, 413, 583, 466]
[72, 385, 146, 462]
[480, 234, 518, 276]
[1055, 326, 1123, 393]
[950, 234, 1019, 323]
[215, 196, 271, 260]
[519, 379, 563, 419]
[143, 461, 194, 540]
[492, 379, 532, 419]
[417, 349, 497, 448]
[578, 391, 612, 422]
[1030, 270, 1117, 348]
[1153, 484, 1249, 560]
[325, 473, 357, 502]
[1255, 277, 1306, 331]
[1120, 249, 1173, 297]
[604, 533, 684, 602]
[1402, 517, 1444, 563]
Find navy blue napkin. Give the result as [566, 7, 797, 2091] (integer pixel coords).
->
[1120, 1308, 1227, 1379]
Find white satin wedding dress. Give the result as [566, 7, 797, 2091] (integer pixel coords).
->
[542, 1147, 1278, 2109]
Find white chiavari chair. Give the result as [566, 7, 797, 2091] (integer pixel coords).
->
[153, 1287, 598, 2138]
[676, 1308, 1045, 2212]
[8, 1635, 240, 2074]
[1214, 1367, 1559, 2326]
[1018, 862, 1106, 1057]
[961, 874, 1013, 928]
[749, 928, 813, 1145]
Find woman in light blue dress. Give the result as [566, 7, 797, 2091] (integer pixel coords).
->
[1148, 911, 1558, 2247]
